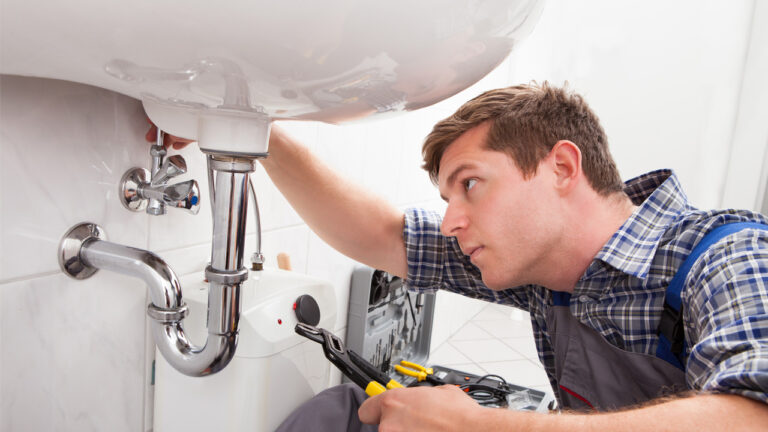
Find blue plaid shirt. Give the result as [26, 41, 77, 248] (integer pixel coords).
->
[403, 169, 768, 404]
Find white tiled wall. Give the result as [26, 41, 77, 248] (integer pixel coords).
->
[0, 76, 152, 431]
[1, 2, 763, 431]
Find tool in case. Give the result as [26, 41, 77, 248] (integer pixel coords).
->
[347, 267, 434, 375]
[343, 265, 552, 411]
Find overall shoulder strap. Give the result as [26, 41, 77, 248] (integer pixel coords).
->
[656, 221, 768, 370]
[552, 291, 571, 306]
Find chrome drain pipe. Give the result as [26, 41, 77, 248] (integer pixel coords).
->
[59, 155, 260, 377]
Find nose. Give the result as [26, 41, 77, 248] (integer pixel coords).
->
[441, 201, 468, 237]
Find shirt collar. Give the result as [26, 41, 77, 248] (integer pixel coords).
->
[585, 169, 692, 281]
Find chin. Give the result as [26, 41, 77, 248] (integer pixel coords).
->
[480, 274, 512, 291]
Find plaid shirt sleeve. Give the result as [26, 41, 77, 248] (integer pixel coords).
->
[402, 207, 533, 309]
[685, 228, 768, 403]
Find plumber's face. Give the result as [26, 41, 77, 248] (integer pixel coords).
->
[438, 122, 560, 290]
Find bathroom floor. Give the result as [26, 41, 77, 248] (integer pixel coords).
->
[428, 303, 556, 401]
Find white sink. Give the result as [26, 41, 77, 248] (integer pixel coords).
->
[1, 0, 542, 153]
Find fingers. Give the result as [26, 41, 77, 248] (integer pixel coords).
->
[144, 118, 194, 149]
[145, 122, 158, 143]
[168, 136, 194, 149]
[358, 385, 479, 429]
[357, 392, 385, 425]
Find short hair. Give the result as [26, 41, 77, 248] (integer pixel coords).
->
[422, 82, 624, 196]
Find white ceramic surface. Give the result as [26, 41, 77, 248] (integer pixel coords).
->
[427, 341, 472, 365]
[154, 269, 337, 432]
[1, 0, 543, 154]
[306, 230, 358, 332]
[503, 336, 540, 361]
[449, 338, 525, 364]
[0, 75, 150, 282]
[477, 358, 550, 388]
[1, 272, 147, 431]
[448, 321, 494, 341]
[257, 226, 312, 274]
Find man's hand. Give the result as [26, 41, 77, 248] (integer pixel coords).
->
[358, 385, 483, 431]
[144, 121, 195, 149]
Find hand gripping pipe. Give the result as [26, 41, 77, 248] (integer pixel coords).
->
[59, 156, 258, 377]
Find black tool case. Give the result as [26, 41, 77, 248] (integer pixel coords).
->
[346, 266, 551, 411]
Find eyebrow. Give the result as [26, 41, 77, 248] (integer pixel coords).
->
[439, 163, 475, 202]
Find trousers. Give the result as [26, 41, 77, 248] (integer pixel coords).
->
[275, 383, 379, 432]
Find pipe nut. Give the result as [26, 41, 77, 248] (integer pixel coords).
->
[147, 303, 189, 323]
[205, 265, 249, 285]
[208, 157, 257, 173]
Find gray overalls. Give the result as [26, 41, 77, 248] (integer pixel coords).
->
[548, 291, 687, 411]
[551, 221, 768, 410]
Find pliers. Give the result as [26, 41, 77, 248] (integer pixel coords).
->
[394, 360, 445, 385]
[295, 323, 403, 396]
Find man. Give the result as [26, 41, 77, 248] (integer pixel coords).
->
[152, 83, 768, 430]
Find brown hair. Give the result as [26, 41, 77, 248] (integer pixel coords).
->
[422, 82, 624, 196]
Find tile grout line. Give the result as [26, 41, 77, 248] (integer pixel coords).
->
[0, 269, 61, 286]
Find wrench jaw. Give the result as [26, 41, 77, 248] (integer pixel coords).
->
[294, 323, 377, 391]
[295, 322, 324, 343]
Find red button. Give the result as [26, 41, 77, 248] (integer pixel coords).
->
[277, 319, 282, 325]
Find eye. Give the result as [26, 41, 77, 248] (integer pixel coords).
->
[463, 178, 477, 192]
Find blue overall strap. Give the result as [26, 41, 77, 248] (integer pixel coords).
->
[552, 291, 571, 306]
[656, 222, 768, 370]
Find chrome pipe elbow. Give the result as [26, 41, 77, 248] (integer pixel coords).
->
[58, 149, 260, 378]
[58, 223, 240, 377]
[80, 239, 183, 309]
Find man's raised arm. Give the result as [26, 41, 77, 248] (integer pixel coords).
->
[261, 125, 408, 278]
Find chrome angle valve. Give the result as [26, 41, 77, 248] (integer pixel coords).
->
[120, 130, 201, 215]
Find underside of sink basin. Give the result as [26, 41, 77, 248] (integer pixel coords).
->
[1, 0, 543, 154]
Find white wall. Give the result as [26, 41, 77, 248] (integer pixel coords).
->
[507, 0, 763, 210]
[1, 1, 765, 430]
[0, 77, 153, 431]
[722, 0, 768, 211]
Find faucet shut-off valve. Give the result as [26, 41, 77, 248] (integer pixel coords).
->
[120, 129, 201, 215]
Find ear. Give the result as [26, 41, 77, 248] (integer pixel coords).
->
[548, 140, 582, 193]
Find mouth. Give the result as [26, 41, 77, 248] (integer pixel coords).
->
[466, 246, 484, 261]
